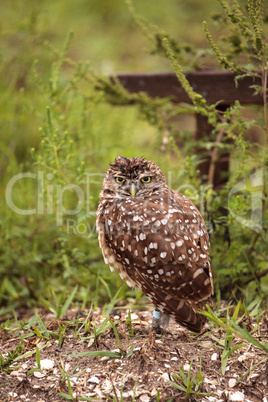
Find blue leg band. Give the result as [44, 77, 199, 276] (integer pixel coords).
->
[153, 309, 161, 319]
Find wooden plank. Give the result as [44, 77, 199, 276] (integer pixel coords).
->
[115, 71, 263, 105]
[195, 108, 230, 188]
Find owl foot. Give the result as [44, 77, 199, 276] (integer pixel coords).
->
[152, 308, 170, 334]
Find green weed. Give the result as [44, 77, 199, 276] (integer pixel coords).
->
[168, 356, 210, 398]
[0, 0, 268, 362]
[203, 302, 268, 355]
[0, 341, 24, 372]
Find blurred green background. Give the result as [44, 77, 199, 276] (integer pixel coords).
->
[1, 0, 267, 316]
[1, 0, 225, 162]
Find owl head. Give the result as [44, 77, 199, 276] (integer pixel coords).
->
[101, 156, 168, 199]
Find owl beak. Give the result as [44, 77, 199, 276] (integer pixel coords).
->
[130, 183, 137, 198]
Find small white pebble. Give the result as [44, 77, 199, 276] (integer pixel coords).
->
[229, 378, 236, 388]
[229, 391, 244, 401]
[8, 392, 18, 398]
[33, 371, 45, 378]
[238, 352, 250, 362]
[64, 363, 71, 372]
[183, 363, 191, 371]
[211, 352, 218, 361]
[40, 359, 54, 370]
[161, 373, 170, 381]
[139, 394, 150, 402]
[129, 313, 139, 322]
[88, 375, 100, 384]
[10, 370, 23, 376]
[133, 347, 141, 352]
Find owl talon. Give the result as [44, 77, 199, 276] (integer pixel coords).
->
[152, 308, 170, 334]
[152, 308, 162, 334]
[160, 313, 170, 329]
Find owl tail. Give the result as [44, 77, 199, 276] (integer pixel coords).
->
[154, 295, 211, 333]
[135, 272, 211, 333]
[169, 299, 210, 333]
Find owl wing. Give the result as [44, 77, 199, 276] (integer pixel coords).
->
[131, 190, 213, 332]
[114, 190, 213, 300]
[98, 190, 213, 331]
[134, 269, 208, 332]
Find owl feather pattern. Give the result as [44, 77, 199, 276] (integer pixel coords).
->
[96, 156, 213, 333]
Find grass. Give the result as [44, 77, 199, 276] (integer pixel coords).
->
[1, 0, 268, 315]
[1, 1, 268, 398]
[168, 357, 211, 398]
[204, 303, 268, 355]
[0, 303, 267, 400]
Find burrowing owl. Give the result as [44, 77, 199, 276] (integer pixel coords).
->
[96, 156, 213, 333]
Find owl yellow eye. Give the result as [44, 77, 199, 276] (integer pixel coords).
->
[141, 176, 151, 183]
[115, 177, 125, 183]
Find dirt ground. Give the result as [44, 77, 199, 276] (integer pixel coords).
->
[0, 308, 267, 402]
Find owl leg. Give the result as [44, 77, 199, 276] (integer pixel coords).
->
[160, 312, 170, 328]
[152, 308, 170, 333]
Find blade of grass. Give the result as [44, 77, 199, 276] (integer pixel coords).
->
[237, 357, 268, 382]
[66, 373, 74, 399]
[65, 350, 122, 358]
[34, 311, 50, 339]
[132, 379, 137, 402]
[232, 321, 268, 353]
[126, 310, 134, 337]
[108, 319, 123, 354]
[221, 343, 246, 375]
[36, 345, 41, 369]
[75, 306, 92, 336]
[125, 344, 134, 358]
[14, 342, 51, 361]
[58, 393, 74, 400]
[60, 285, 78, 319]
[203, 306, 268, 353]
[102, 285, 125, 318]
